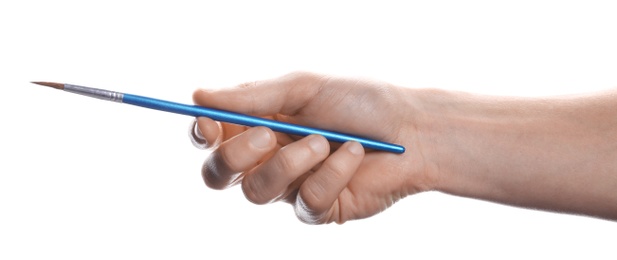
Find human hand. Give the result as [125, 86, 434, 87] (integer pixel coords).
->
[189, 72, 434, 224]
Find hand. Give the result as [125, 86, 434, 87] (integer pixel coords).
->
[189, 72, 434, 224]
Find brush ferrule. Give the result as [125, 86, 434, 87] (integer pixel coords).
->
[64, 84, 123, 102]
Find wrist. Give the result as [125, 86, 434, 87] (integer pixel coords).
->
[401, 88, 505, 196]
[396, 88, 455, 194]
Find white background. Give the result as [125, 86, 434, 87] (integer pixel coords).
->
[1, 0, 616, 259]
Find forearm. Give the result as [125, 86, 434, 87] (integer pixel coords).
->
[412, 88, 617, 220]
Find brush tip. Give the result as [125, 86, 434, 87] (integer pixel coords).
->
[31, 81, 64, 90]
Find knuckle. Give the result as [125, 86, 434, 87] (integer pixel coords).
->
[241, 177, 270, 205]
[236, 80, 259, 90]
[219, 144, 245, 173]
[285, 71, 319, 82]
[294, 194, 327, 225]
[298, 185, 328, 213]
[201, 157, 227, 190]
[234, 81, 260, 114]
[272, 148, 298, 174]
[201, 152, 237, 190]
[322, 160, 348, 180]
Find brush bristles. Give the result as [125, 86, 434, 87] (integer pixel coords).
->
[31, 81, 65, 90]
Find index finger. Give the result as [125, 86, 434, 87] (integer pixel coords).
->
[192, 71, 328, 116]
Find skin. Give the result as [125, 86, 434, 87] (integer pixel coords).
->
[189, 71, 617, 224]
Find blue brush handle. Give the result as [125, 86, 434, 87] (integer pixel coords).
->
[122, 93, 405, 154]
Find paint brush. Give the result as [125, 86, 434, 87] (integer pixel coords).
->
[31, 82, 405, 154]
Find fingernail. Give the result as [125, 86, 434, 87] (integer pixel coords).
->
[249, 128, 271, 149]
[308, 135, 327, 153]
[194, 120, 205, 140]
[189, 119, 208, 149]
[347, 141, 364, 155]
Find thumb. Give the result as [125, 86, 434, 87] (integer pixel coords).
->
[193, 72, 328, 116]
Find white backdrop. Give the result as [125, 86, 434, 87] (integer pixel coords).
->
[1, 1, 616, 259]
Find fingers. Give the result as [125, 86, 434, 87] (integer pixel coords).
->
[194, 116, 367, 224]
[295, 141, 365, 224]
[202, 126, 277, 189]
[241, 135, 330, 204]
[192, 71, 328, 116]
[189, 117, 221, 149]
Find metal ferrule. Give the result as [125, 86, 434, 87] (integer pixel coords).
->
[64, 84, 124, 103]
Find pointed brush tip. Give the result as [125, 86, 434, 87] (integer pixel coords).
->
[31, 81, 64, 90]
